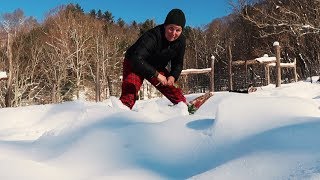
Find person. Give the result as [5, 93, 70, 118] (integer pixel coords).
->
[119, 8, 187, 109]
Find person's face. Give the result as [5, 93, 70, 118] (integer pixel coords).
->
[165, 24, 183, 42]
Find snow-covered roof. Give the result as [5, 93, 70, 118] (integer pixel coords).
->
[255, 54, 276, 63]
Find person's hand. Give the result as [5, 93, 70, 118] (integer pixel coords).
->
[167, 76, 175, 86]
[157, 73, 168, 86]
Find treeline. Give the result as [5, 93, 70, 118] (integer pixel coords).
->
[0, 1, 319, 107]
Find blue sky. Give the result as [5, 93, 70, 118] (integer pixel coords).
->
[0, 0, 232, 27]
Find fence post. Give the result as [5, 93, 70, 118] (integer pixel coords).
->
[274, 41, 281, 87]
[265, 65, 270, 85]
[210, 55, 215, 92]
[293, 58, 298, 82]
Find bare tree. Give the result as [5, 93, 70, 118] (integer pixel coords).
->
[234, 0, 320, 37]
[86, 19, 109, 101]
[42, 8, 75, 103]
[68, 14, 93, 99]
[233, 0, 320, 78]
[0, 9, 26, 107]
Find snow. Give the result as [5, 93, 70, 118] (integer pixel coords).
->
[0, 71, 7, 79]
[181, 68, 212, 75]
[255, 54, 276, 63]
[302, 25, 312, 29]
[1, 77, 320, 180]
[266, 62, 295, 66]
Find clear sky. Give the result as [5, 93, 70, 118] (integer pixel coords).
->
[0, 0, 232, 27]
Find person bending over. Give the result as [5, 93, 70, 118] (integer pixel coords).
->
[119, 9, 187, 109]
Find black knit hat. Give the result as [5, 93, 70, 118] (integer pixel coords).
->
[164, 9, 186, 28]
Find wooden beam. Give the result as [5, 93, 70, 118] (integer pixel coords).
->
[181, 68, 211, 75]
[266, 62, 296, 68]
[232, 59, 277, 66]
[231, 59, 257, 66]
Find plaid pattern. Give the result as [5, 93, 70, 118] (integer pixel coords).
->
[120, 59, 187, 109]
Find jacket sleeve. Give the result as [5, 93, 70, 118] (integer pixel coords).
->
[127, 31, 158, 79]
[169, 37, 186, 81]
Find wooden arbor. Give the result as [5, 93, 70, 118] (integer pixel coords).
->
[180, 55, 215, 92]
[229, 42, 297, 89]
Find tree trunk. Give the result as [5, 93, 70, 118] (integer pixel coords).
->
[107, 75, 113, 96]
[52, 84, 57, 104]
[76, 77, 80, 99]
[5, 33, 13, 107]
[95, 60, 101, 102]
[228, 44, 233, 91]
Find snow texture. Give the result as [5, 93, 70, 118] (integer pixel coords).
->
[0, 77, 320, 180]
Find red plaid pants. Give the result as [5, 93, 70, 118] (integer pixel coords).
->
[120, 59, 186, 109]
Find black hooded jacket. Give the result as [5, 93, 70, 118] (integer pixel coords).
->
[125, 24, 186, 81]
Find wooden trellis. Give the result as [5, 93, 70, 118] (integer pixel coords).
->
[229, 42, 297, 89]
[180, 56, 215, 92]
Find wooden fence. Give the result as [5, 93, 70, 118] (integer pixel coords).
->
[181, 42, 297, 92]
[180, 56, 215, 92]
[230, 42, 297, 89]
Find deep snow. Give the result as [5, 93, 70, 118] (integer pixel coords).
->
[0, 78, 320, 180]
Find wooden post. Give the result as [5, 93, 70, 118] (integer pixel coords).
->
[228, 45, 233, 90]
[245, 60, 248, 85]
[293, 58, 298, 82]
[107, 76, 113, 96]
[265, 65, 270, 85]
[210, 55, 215, 92]
[274, 41, 281, 87]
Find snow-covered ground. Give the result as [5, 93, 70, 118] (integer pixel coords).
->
[0, 77, 320, 180]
